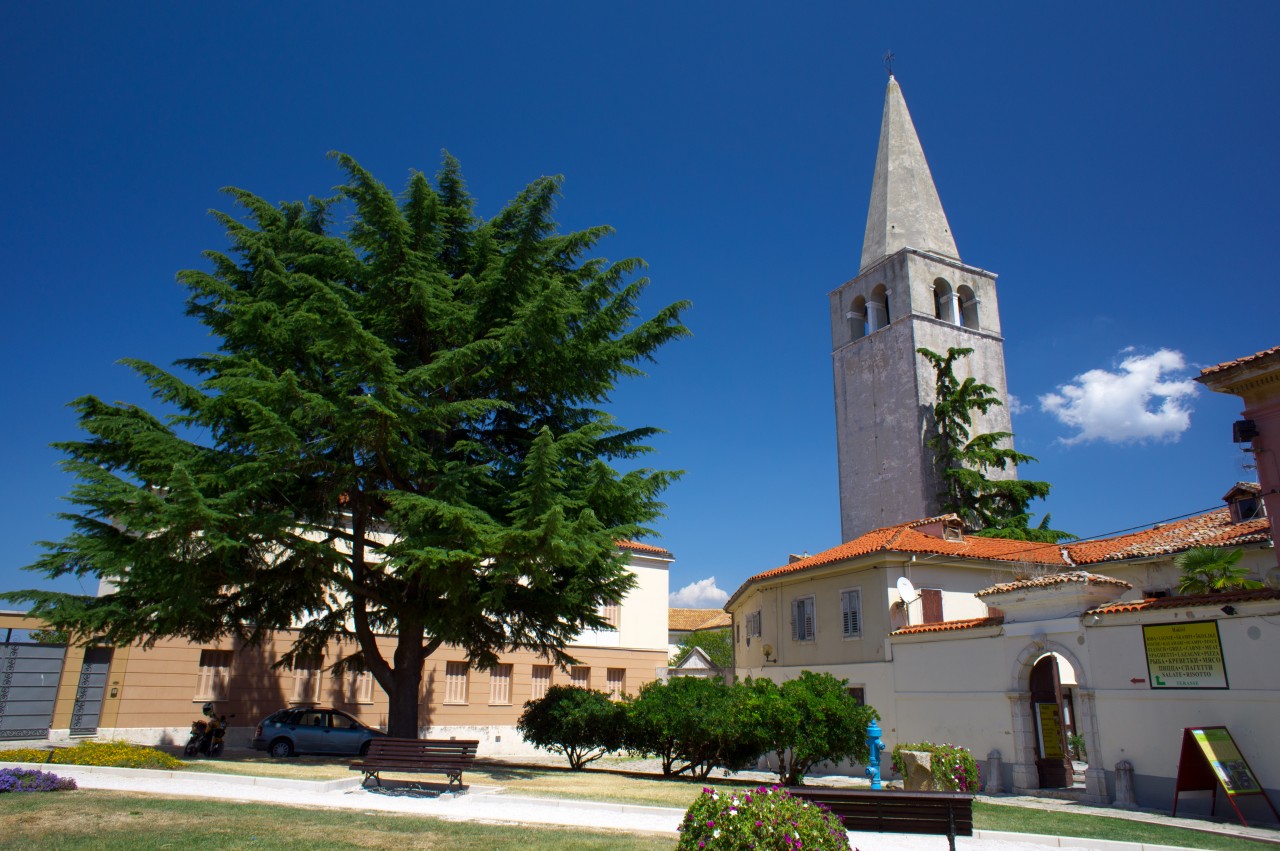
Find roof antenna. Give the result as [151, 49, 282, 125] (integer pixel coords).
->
[883, 50, 895, 77]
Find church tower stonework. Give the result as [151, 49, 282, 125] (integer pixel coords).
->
[831, 76, 1016, 541]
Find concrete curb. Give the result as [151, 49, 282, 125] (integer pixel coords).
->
[0, 761, 362, 793]
[973, 830, 1203, 851]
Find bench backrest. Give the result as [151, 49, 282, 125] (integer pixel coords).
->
[785, 788, 974, 836]
[363, 737, 479, 763]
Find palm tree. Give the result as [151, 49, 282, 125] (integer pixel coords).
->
[1174, 547, 1263, 594]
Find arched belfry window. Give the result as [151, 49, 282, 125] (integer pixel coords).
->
[957, 285, 979, 330]
[868, 285, 890, 332]
[846, 295, 867, 340]
[933, 278, 958, 324]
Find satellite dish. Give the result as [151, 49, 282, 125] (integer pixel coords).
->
[896, 576, 917, 603]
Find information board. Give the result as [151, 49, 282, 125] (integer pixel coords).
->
[1172, 726, 1279, 827]
[1142, 621, 1228, 689]
[1191, 727, 1261, 795]
[1035, 703, 1065, 759]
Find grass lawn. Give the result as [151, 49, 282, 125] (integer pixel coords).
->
[973, 802, 1275, 850]
[0, 789, 670, 851]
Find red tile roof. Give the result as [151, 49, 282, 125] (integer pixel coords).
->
[618, 540, 673, 558]
[727, 515, 1070, 605]
[975, 571, 1131, 598]
[891, 616, 1004, 636]
[1065, 509, 1270, 565]
[1199, 345, 1280, 377]
[1087, 588, 1280, 615]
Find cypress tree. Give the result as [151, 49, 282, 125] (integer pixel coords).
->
[7, 154, 689, 736]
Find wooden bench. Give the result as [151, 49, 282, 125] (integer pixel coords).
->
[350, 737, 479, 791]
[786, 788, 974, 851]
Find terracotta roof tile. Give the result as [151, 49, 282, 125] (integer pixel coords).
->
[975, 571, 1131, 598]
[692, 612, 732, 631]
[1199, 345, 1280, 377]
[669, 608, 728, 631]
[728, 515, 1069, 605]
[618, 540, 673, 558]
[1088, 588, 1280, 615]
[1065, 509, 1270, 565]
[891, 616, 1004, 636]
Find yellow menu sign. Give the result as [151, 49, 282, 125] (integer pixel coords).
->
[1190, 728, 1261, 795]
[1142, 622, 1228, 689]
[1036, 703, 1065, 759]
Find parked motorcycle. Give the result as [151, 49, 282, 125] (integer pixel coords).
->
[184, 702, 232, 757]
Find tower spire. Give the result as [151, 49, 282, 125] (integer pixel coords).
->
[859, 76, 959, 271]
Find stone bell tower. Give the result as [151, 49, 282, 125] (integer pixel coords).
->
[831, 75, 1015, 541]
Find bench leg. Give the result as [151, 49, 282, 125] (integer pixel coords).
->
[362, 771, 381, 788]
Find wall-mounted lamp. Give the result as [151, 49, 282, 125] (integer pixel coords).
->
[762, 644, 775, 663]
[1221, 605, 1237, 616]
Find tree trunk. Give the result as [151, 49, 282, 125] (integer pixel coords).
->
[384, 624, 425, 738]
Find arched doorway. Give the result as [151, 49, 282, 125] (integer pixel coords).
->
[1029, 654, 1072, 788]
[1008, 641, 1108, 803]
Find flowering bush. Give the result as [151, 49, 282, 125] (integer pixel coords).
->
[1, 742, 184, 770]
[891, 742, 980, 793]
[0, 768, 78, 793]
[677, 785, 852, 850]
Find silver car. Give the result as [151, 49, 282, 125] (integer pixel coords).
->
[251, 707, 386, 758]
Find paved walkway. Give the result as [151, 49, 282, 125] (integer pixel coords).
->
[5, 760, 1277, 851]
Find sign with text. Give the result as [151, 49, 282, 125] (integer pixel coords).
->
[1035, 702, 1065, 759]
[1172, 726, 1279, 826]
[1142, 621, 1228, 689]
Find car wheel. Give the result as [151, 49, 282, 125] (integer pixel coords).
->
[269, 738, 294, 759]
[359, 740, 372, 757]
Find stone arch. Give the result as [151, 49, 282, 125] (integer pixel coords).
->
[868, 284, 890, 331]
[847, 295, 867, 340]
[932, 278, 957, 324]
[1006, 639, 1108, 802]
[956, 284, 979, 330]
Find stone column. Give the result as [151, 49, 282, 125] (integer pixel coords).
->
[1076, 689, 1110, 804]
[1007, 692, 1039, 793]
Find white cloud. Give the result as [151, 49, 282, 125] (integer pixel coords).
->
[1007, 393, 1029, 415]
[1039, 348, 1197, 445]
[669, 577, 729, 608]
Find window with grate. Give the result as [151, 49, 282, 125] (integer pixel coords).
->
[600, 600, 621, 629]
[445, 661, 469, 704]
[790, 596, 815, 642]
[195, 649, 233, 701]
[570, 666, 590, 689]
[290, 654, 323, 704]
[747, 610, 762, 638]
[489, 663, 513, 705]
[531, 665, 552, 700]
[606, 668, 625, 700]
[847, 686, 866, 706]
[840, 589, 862, 638]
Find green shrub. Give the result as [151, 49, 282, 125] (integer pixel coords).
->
[738, 672, 879, 786]
[3, 742, 185, 771]
[625, 677, 761, 779]
[676, 785, 851, 850]
[891, 742, 979, 792]
[516, 685, 626, 770]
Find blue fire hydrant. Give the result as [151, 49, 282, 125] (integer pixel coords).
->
[864, 718, 887, 789]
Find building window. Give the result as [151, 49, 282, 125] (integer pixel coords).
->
[747, 610, 762, 638]
[606, 668, 625, 700]
[868, 284, 890, 331]
[847, 686, 866, 706]
[489, 663, 512, 705]
[791, 596, 815, 642]
[840, 589, 862, 638]
[290, 654, 323, 704]
[600, 599, 621, 629]
[921, 588, 944, 624]
[957, 284, 979, 329]
[847, 295, 868, 340]
[571, 666, 591, 689]
[445, 661, 469, 705]
[531, 665, 552, 700]
[353, 671, 375, 704]
[195, 649, 232, 701]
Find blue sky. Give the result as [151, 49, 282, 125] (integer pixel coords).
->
[3, 3, 1277, 608]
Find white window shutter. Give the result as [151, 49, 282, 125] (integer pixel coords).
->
[804, 599, 814, 640]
